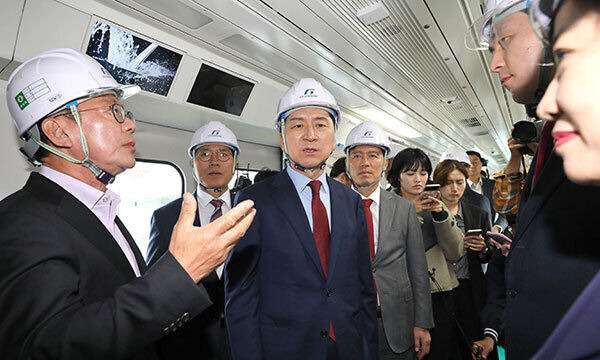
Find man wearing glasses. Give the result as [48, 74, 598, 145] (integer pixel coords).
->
[147, 121, 240, 359]
[0, 48, 255, 359]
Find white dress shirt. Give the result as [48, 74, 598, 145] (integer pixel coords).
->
[196, 186, 232, 278]
[40, 166, 141, 277]
[468, 178, 483, 195]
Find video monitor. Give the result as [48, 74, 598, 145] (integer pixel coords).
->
[86, 20, 182, 96]
[187, 64, 254, 116]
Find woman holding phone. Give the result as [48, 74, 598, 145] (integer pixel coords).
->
[387, 148, 467, 359]
[432, 159, 495, 359]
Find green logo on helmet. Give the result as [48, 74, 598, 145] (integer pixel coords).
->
[15, 78, 51, 111]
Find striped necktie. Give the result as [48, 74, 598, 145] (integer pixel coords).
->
[210, 199, 224, 223]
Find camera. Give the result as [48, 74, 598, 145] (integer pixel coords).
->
[512, 120, 543, 155]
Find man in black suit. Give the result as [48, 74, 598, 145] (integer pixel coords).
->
[147, 120, 241, 359]
[466, 151, 508, 233]
[0, 48, 255, 360]
[467, 2, 600, 357]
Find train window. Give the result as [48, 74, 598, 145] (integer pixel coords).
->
[85, 20, 183, 96]
[229, 169, 260, 191]
[187, 64, 254, 116]
[107, 159, 185, 258]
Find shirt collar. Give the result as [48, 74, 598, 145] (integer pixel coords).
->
[286, 165, 329, 196]
[196, 186, 231, 208]
[354, 185, 381, 205]
[39, 165, 110, 210]
[467, 178, 482, 187]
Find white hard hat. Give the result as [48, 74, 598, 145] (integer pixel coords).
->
[344, 121, 391, 156]
[188, 121, 240, 158]
[275, 78, 340, 132]
[479, 0, 526, 47]
[529, 0, 557, 41]
[439, 146, 471, 166]
[387, 143, 404, 159]
[7, 48, 139, 138]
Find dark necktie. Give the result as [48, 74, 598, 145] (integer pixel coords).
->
[308, 181, 330, 275]
[362, 199, 375, 260]
[362, 198, 379, 307]
[308, 180, 335, 341]
[532, 121, 555, 188]
[210, 199, 224, 222]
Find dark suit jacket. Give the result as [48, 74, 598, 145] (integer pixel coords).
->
[224, 170, 378, 360]
[0, 173, 211, 360]
[463, 187, 493, 228]
[459, 201, 493, 316]
[504, 152, 600, 359]
[532, 271, 600, 360]
[147, 192, 233, 360]
[481, 178, 508, 230]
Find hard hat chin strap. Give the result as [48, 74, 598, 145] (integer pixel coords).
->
[25, 101, 115, 185]
[281, 119, 329, 173]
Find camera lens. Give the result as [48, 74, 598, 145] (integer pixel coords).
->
[512, 120, 543, 144]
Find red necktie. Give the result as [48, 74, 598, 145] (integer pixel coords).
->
[362, 199, 375, 260]
[308, 180, 335, 341]
[362, 198, 379, 307]
[532, 121, 555, 188]
[209, 199, 224, 222]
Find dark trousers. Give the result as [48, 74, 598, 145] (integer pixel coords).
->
[378, 317, 416, 360]
[425, 291, 469, 360]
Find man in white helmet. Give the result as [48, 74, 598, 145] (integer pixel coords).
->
[146, 121, 240, 359]
[0, 48, 255, 360]
[470, 2, 600, 359]
[345, 121, 433, 360]
[225, 78, 377, 360]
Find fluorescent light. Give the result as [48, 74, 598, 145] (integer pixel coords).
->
[353, 107, 422, 139]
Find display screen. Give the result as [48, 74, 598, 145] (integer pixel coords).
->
[187, 64, 254, 116]
[86, 20, 182, 96]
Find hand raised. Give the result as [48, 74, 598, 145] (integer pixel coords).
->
[169, 193, 256, 283]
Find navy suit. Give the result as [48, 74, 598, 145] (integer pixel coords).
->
[147, 192, 234, 360]
[532, 270, 600, 359]
[504, 151, 600, 359]
[224, 170, 378, 360]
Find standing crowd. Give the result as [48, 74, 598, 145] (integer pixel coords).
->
[1, 0, 600, 359]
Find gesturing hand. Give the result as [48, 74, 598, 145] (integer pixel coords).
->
[169, 193, 256, 283]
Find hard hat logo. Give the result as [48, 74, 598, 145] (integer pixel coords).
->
[210, 129, 221, 136]
[363, 131, 373, 138]
[15, 78, 51, 111]
[301, 89, 316, 97]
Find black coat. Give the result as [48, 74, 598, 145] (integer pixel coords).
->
[147, 191, 235, 360]
[0, 173, 211, 359]
[504, 151, 600, 359]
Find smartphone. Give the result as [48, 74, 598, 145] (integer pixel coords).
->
[421, 184, 441, 199]
[465, 229, 483, 237]
[486, 231, 513, 245]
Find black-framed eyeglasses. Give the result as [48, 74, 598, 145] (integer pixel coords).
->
[195, 150, 233, 162]
[52, 103, 135, 124]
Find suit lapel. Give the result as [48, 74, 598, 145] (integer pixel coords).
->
[373, 190, 394, 266]
[272, 171, 326, 278]
[50, 182, 138, 281]
[115, 216, 147, 274]
[514, 152, 565, 244]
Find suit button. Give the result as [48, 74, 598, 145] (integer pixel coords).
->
[326, 289, 333, 297]
[372, 267, 377, 273]
[182, 312, 191, 323]
[508, 289, 518, 298]
[163, 327, 171, 336]
[169, 323, 177, 333]
[320, 330, 328, 338]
